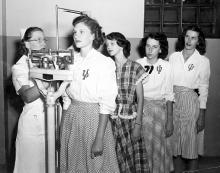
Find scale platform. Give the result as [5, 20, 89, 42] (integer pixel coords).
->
[30, 68, 73, 81]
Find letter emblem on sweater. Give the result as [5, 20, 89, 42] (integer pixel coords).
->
[157, 65, 162, 74]
[82, 69, 89, 80]
[144, 65, 154, 74]
[188, 64, 194, 71]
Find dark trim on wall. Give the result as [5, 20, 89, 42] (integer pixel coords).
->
[2, 0, 9, 169]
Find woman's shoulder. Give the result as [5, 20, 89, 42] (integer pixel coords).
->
[169, 51, 181, 58]
[93, 50, 115, 68]
[136, 57, 146, 64]
[199, 54, 210, 64]
[12, 55, 28, 69]
[129, 59, 144, 68]
[15, 55, 28, 64]
[157, 59, 171, 71]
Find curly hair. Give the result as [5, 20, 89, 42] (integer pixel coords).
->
[17, 27, 43, 58]
[175, 25, 206, 55]
[72, 15, 104, 50]
[105, 32, 131, 58]
[138, 32, 168, 60]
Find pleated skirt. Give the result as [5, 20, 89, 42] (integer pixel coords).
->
[60, 100, 119, 173]
[142, 99, 173, 173]
[172, 86, 204, 159]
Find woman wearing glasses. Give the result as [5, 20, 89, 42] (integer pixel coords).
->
[12, 27, 48, 173]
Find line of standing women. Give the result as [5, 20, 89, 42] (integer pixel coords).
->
[135, 25, 210, 173]
[12, 14, 210, 173]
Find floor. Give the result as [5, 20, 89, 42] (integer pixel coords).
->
[183, 156, 220, 173]
[0, 156, 220, 173]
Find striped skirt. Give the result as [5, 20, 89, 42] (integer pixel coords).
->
[142, 99, 173, 173]
[172, 86, 204, 159]
[60, 100, 119, 173]
[111, 118, 150, 173]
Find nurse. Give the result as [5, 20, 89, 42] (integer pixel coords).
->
[12, 27, 48, 173]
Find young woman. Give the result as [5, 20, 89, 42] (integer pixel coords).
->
[169, 25, 211, 173]
[59, 15, 119, 173]
[105, 32, 150, 173]
[137, 32, 174, 173]
[12, 27, 48, 173]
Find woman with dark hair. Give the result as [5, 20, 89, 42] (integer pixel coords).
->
[137, 32, 174, 173]
[12, 27, 48, 173]
[105, 32, 150, 173]
[169, 25, 210, 172]
[59, 16, 119, 173]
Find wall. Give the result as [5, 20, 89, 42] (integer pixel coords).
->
[0, 0, 6, 164]
[1, 0, 220, 166]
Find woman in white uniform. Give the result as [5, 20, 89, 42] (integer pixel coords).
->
[12, 27, 48, 173]
[60, 15, 119, 173]
[137, 32, 174, 173]
[169, 25, 211, 173]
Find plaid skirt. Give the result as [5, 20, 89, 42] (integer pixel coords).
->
[111, 118, 150, 173]
[172, 86, 204, 159]
[60, 100, 119, 173]
[142, 99, 173, 173]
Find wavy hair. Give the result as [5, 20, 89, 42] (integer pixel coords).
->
[138, 32, 168, 60]
[175, 25, 206, 55]
[105, 32, 131, 58]
[72, 15, 104, 50]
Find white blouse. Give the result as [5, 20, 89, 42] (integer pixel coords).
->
[66, 48, 118, 114]
[169, 50, 210, 109]
[136, 57, 174, 101]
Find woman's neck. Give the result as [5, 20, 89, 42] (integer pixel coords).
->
[115, 52, 127, 69]
[146, 56, 158, 65]
[182, 48, 195, 61]
[80, 45, 93, 58]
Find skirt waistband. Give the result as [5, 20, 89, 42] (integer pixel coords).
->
[174, 86, 199, 96]
[71, 99, 98, 106]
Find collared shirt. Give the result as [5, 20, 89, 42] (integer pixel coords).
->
[169, 50, 210, 109]
[136, 57, 174, 101]
[111, 60, 148, 119]
[66, 48, 118, 114]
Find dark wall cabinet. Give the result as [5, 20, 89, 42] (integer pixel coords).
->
[144, 0, 220, 38]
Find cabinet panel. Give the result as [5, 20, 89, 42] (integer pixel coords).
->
[182, 7, 197, 23]
[145, 7, 160, 22]
[164, 7, 179, 22]
[144, 0, 219, 38]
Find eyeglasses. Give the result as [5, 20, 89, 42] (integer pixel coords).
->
[28, 38, 47, 43]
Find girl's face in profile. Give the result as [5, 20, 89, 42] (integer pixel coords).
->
[105, 39, 122, 57]
[145, 37, 161, 60]
[184, 30, 199, 51]
[26, 31, 46, 51]
[72, 22, 94, 49]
